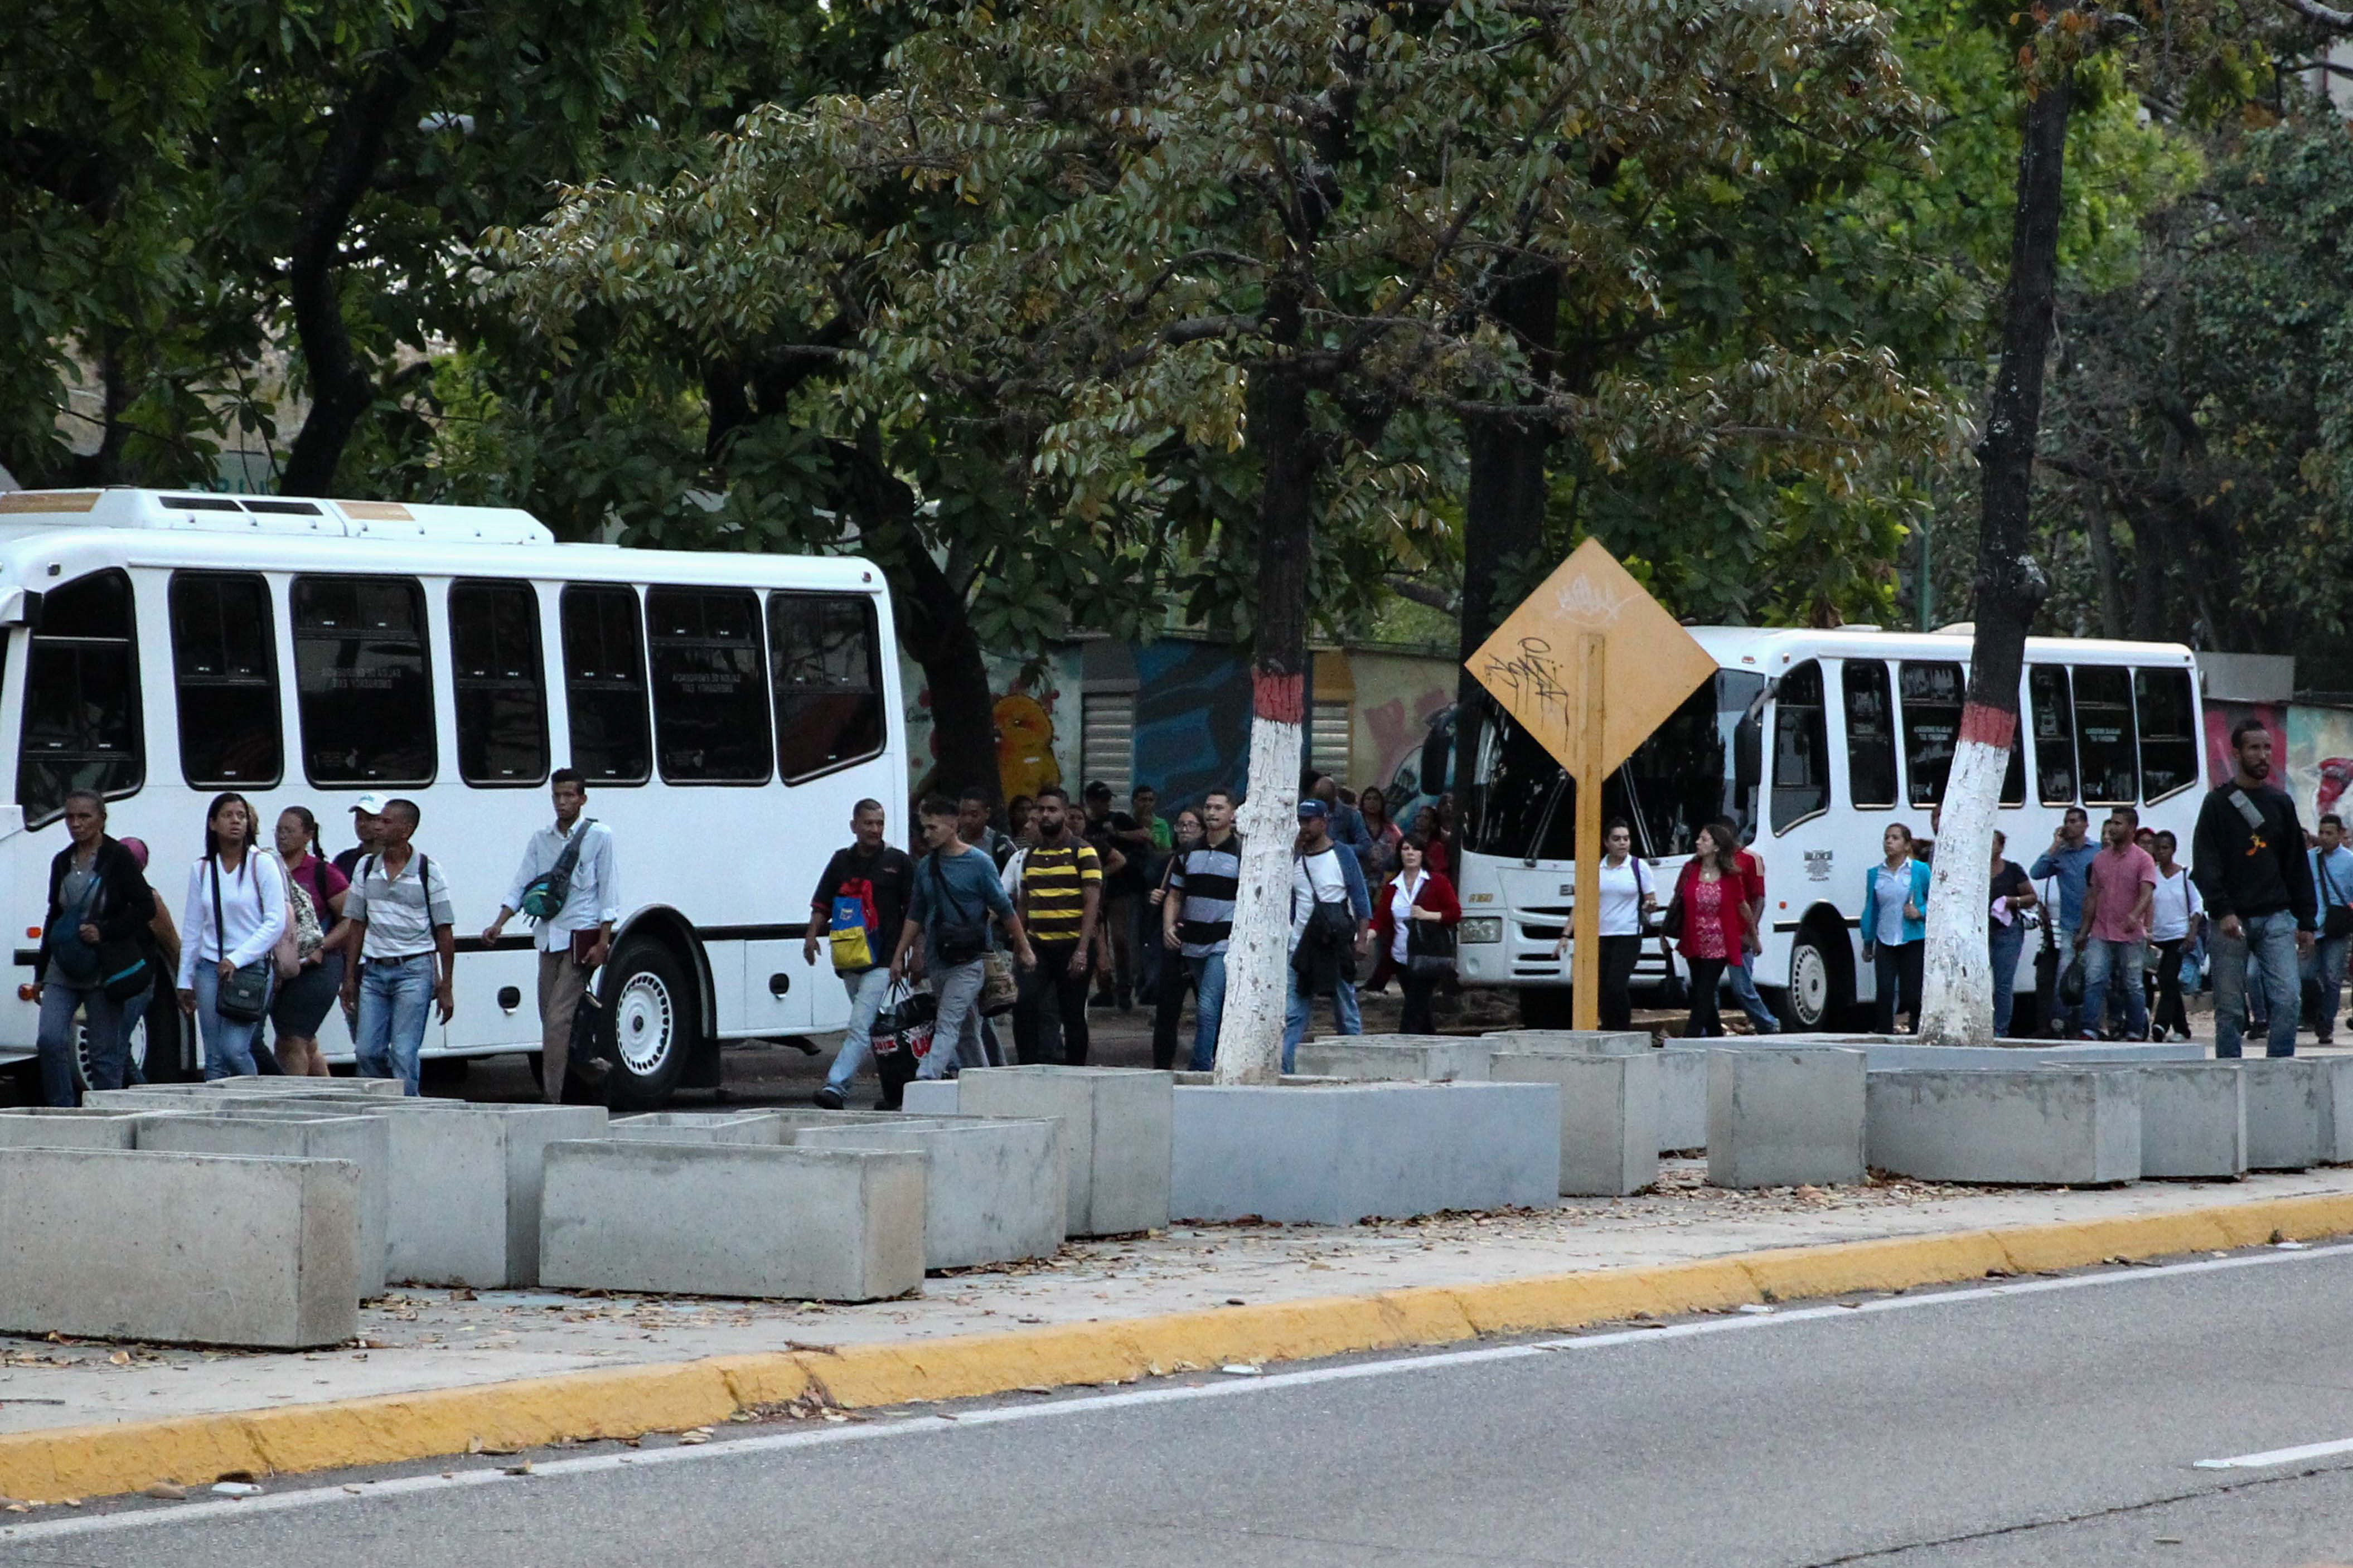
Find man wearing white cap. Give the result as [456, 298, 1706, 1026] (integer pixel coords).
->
[332, 793, 393, 885]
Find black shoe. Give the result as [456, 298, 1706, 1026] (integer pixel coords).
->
[812, 1085, 845, 1110]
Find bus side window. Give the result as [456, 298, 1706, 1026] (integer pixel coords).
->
[169, 571, 280, 789]
[1770, 659, 1829, 834]
[1899, 661, 1964, 808]
[2134, 667, 2199, 802]
[2073, 665, 2138, 805]
[560, 585, 651, 784]
[451, 580, 549, 787]
[1842, 661, 1897, 807]
[17, 569, 142, 827]
[292, 576, 435, 785]
[647, 586, 772, 784]
[768, 593, 885, 781]
[2030, 666, 2076, 804]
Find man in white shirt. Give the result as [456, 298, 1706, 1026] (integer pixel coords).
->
[2305, 814, 2353, 1045]
[483, 769, 617, 1101]
[1284, 799, 1371, 1071]
[338, 798, 456, 1095]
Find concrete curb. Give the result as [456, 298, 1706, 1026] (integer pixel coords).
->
[6, 1189, 2351, 1503]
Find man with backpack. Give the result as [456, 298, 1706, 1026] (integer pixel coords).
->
[31, 789, 156, 1104]
[483, 769, 617, 1102]
[338, 798, 456, 1095]
[2192, 719, 2317, 1058]
[892, 795, 1035, 1081]
[805, 799, 915, 1109]
[1285, 798, 1372, 1071]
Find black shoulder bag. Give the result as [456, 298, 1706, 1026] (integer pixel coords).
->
[210, 857, 274, 1023]
[926, 854, 990, 967]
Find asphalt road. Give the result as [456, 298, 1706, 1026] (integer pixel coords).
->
[9, 1244, 2353, 1568]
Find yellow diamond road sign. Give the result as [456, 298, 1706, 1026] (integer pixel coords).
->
[1465, 538, 1718, 780]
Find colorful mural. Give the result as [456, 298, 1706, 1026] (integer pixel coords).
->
[899, 647, 1082, 803]
[1130, 640, 1256, 813]
[1345, 650, 1459, 819]
[2204, 699, 2353, 826]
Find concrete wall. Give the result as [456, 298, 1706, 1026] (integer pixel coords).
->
[1867, 1068, 2142, 1186]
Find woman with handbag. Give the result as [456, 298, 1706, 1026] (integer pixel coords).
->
[1668, 822, 1751, 1037]
[269, 806, 350, 1077]
[176, 792, 288, 1081]
[1861, 823, 1931, 1034]
[1373, 836, 1461, 1034]
[1554, 818, 1655, 1031]
[30, 790, 157, 1104]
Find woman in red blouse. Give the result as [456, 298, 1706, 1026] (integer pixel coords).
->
[1669, 822, 1754, 1038]
[1372, 836, 1462, 1033]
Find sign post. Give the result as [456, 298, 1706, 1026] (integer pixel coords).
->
[1467, 541, 1716, 1031]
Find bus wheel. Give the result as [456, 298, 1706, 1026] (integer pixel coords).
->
[75, 993, 176, 1089]
[1780, 926, 1849, 1032]
[606, 940, 694, 1110]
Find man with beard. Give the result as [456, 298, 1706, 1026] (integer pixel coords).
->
[2193, 719, 2317, 1058]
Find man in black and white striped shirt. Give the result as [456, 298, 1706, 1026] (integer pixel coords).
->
[1162, 789, 1241, 1071]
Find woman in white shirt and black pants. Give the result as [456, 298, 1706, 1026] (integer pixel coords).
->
[1556, 818, 1655, 1031]
[175, 792, 288, 1080]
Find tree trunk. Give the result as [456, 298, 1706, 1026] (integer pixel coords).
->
[1916, 69, 2069, 1046]
[1453, 264, 1560, 825]
[1215, 363, 1318, 1084]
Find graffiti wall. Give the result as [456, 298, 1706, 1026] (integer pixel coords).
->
[898, 647, 1083, 804]
[1346, 650, 1459, 820]
[1130, 640, 1256, 813]
[2204, 700, 2353, 826]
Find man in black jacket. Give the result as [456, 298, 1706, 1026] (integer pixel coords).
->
[32, 790, 157, 1104]
[2192, 719, 2316, 1058]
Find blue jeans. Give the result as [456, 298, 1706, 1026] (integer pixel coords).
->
[355, 953, 435, 1095]
[2079, 938, 2148, 1039]
[36, 980, 127, 1106]
[1726, 952, 1777, 1033]
[2301, 933, 2350, 1041]
[192, 963, 271, 1082]
[1188, 952, 1229, 1072]
[2214, 911, 2303, 1059]
[826, 966, 897, 1092]
[1988, 921, 2026, 1036]
[2054, 925, 2080, 1035]
[923, 959, 987, 1081]
[1282, 963, 1361, 1072]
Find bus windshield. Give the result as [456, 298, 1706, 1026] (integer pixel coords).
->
[1468, 669, 1764, 862]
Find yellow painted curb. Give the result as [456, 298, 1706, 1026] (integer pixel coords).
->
[6, 1189, 2352, 1504]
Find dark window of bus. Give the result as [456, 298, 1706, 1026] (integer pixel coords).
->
[647, 586, 771, 783]
[170, 572, 280, 788]
[1621, 671, 1766, 856]
[2030, 665, 2076, 804]
[2001, 724, 2027, 807]
[17, 569, 142, 826]
[291, 576, 434, 785]
[2135, 666, 2199, 802]
[1899, 661, 1964, 808]
[1465, 713, 1631, 864]
[2073, 664, 2138, 804]
[768, 593, 884, 781]
[1770, 660, 1830, 833]
[560, 585, 651, 784]
[450, 580, 548, 787]
[1842, 661, 1897, 807]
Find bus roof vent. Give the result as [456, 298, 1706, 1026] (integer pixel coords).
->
[0, 488, 554, 544]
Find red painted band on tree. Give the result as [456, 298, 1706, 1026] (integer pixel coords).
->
[1252, 670, 1305, 725]
[1957, 703, 2018, 750]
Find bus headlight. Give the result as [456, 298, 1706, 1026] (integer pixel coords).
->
[1459, 918, 1503, 944]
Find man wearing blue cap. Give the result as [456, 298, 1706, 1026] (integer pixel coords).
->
[1285, 797, 1371, 1070]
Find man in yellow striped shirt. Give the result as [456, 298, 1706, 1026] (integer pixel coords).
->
[1016, 786, 1101, 1062]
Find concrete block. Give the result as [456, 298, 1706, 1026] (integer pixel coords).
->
[0, 1108, 147, 1149]
[1483, 1030, 1650, 1056]
[2136, 1064, 2248, 1179]
[134, 1113, 392, 1297]
[1656, 1047, 1710, 1152]
[0, 1147, 359, 1348]
[955, 1067, 1173, 1235]
[1708, 1048, 1868, 1188]
[1171, 1073, 1346, 1086]
[2241, 1059, 2348, 1171]
[538, 1140, 924, 1300]
[1294, 1036, 1493, 1082]
[789, 1116, 1066, 1269]
[1732, 1035, 2202, 1071]
[1866, 1068, 2141, 1185]
[1489, 1050, 1658, 1195]
[197, 1076, 409, 1098]
[609, 1112, 788, 1145]
[1170, 1081, 1560, 1224]
[899, 1079, 961, 1116]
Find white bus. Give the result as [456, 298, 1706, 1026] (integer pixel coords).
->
[1454, 626, 2207, 1032]
[0, 488, 904, 1106]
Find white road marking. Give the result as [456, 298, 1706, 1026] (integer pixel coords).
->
[6, 1240, 2352, 1546]
[2194, 1435, 2353, 1471]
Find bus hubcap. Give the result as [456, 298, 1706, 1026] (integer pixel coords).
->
[614, 973, 675, 1075]
[75, 1011, 147, 1087]
[1790, 944, 1829, 1027]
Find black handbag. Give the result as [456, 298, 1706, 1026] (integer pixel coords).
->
[209, 858, 274, 1024]
[925, 855, 989, 967]
[2323, 854, 2353, 940]
[1402, 876, 1457, 977]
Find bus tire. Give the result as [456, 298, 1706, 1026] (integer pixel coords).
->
[75, 988, 181, 1089]
[604, 939, 694, 1111]
[1779, 924, 1851, 1031]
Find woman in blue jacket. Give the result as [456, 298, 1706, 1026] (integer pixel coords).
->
[1861, 823, 1931, 1033]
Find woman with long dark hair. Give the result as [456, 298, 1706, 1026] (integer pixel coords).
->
[1557, 818, 1655, 1031]
[176, 791, 287, 1080]
[1861, 822, 1930, 1033]
[270, 805, 350, 1076]
[1373, 835, 1462, 1033]
[1669, 823, 1750, 1037]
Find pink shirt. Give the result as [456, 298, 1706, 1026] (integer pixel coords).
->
[2085, 844, 2159, 944]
